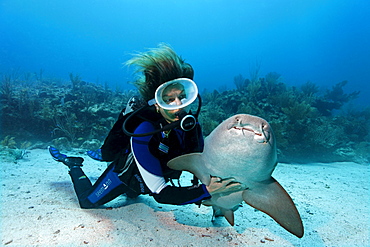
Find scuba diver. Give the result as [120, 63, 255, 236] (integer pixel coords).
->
[49, 44, 240, 209]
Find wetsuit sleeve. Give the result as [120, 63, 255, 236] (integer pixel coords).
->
[152, 184, 211, 205]
[131, 121, 211, 205]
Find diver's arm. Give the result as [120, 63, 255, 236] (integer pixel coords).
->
[131, 121, 211, 205]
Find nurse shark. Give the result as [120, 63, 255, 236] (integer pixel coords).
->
[167, 114, 304, 238]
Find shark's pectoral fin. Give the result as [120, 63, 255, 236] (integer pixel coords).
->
[167, 153, 211, 185]
[242, 178, 304, 238]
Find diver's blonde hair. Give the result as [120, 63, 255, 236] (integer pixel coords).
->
[126, 44, 194, 101]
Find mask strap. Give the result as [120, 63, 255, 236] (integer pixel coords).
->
[148, 99, 156, 106]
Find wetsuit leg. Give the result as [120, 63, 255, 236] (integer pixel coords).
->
[68, 163, 129, 209]
[68, 167, 93, 208]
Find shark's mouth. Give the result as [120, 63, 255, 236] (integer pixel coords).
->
[228, 119, 271, 143]
[232, 126, 262, 136]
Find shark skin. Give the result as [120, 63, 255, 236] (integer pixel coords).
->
[167, 114, 304, 238]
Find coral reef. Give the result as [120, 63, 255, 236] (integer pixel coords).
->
[0, 70, 368, 163]
[203, 73, 368, 163]
[0, 135, 30, 162]
[0, 71, 136, 151]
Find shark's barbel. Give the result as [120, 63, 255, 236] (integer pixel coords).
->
[168, 114, 304, 238]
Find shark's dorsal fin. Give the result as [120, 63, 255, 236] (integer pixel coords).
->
[167, 153, 211, 185]
[242, 177, 304, 238]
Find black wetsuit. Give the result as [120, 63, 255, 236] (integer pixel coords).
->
[68, 110, 210, 208]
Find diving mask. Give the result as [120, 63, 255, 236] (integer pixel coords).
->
[148, 78, 198, 110]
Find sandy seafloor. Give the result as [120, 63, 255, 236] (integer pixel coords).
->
[1, 148, 369, 247]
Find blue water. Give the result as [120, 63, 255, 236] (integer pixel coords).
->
[1, 0, 369, 106]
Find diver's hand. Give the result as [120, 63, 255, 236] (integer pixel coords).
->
[206, 176, 243, 196]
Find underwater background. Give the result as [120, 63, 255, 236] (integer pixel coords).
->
[1, 0, 369, 163]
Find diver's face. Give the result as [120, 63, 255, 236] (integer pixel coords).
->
[156, 84, 186, 123]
